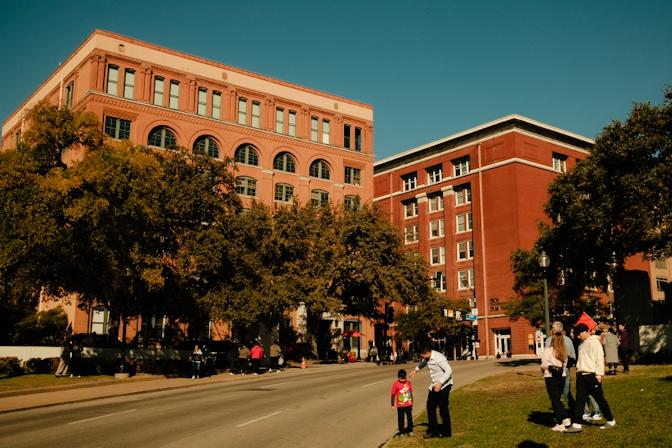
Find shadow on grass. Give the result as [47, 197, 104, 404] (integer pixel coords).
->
[661, 376, 672, 382]
[497, 359, 540, 367]
[527, 410, 555, 427]
[518, 441, 548, 448]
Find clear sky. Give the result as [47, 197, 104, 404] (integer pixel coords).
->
[1, 0, 670, 159]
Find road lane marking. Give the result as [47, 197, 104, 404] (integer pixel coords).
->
[361, 380, 385, 388]
[68, 409, 137, 425]
[262, 382, 289, 389]
[236, 410, 282, 428]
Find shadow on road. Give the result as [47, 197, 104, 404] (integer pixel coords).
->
[497, 359, 540, 367]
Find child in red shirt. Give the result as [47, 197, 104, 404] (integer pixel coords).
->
[391, 369, 414, 436]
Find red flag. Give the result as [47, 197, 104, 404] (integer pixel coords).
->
[576, 312, 597, 330]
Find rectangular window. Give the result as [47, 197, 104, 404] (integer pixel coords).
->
[344, 167, 361, 186]
[656, 277, 669, 292]
[434, 272, 446, 292]
[123, 69, 135, 99]
[65, 81, 74, 108]
[404, 224, 419, 244]
[275, 184, 294, 202]
[106, 65, 119, 95]
[251, 101, 260, 128]
[456, 212, 473, 232]
[455, 185, 472, 206]
[169, 81, 180, 110]
[212, 92, 222, 119]
[458, 269, 475, 289]
[153, 77, 164, 106]
[197, 88, 207, 116]
[236, 177, 257, 197]
[552, 153, 568, 173]
[276, 107, 284, 133]
[355, 127, 362, 151]
[322, 119, 330, 144]
[457, 240, 474, 260]
[91, 308, 110, 334]
[238, 98, 248, 125]
[104, 116, 131, 140]
[427, 164, 442, 184]
[402, 173, 417, 191]
[344, 124, 351, 148]
[288, 111, 297, 136]
[311, 190, 329, 207]
[453, 156, 470, 177]
[428, 194, 444, 213]
[430, 219, 445, 238]
[430, 246, 446, 265]
[311, 116, 319, 142]
[403, 201, 418, 219]
[344, 195, 360, 210]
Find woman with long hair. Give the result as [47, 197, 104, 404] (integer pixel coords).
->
[541, 332, 570, 431]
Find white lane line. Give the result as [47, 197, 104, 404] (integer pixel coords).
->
[68, 409, 137, 425]
[361, 380, 385, 388]
[261, 382, 289, 389]
[236, 410, 282, 428]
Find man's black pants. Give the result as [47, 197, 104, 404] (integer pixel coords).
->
[572, 373, 613, 424]
[427, 385, 451, 437]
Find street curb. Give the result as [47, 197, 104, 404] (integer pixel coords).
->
[0, 375, 164, 399]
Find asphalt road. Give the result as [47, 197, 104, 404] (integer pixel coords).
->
[0, 358, 520, 448]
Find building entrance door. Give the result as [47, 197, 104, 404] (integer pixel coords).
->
[494, 329, 511, 356]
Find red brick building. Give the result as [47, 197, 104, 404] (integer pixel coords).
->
[373, 115, 594, 357]
[2, 30, 374, 347]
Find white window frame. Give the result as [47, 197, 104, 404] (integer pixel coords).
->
[429, 219, 444, 239]
[123, 69, 135, 99]
[428, 194, 444, 213]
[153, 77, 164, 106]
[404, 224, 419, 244]
[322, 119, 330, 144]
[251, 101, 261, 128]
[430, 246, 445, 265]
[403, 201, 418, 219]
[197, 88, 207, 116]
[453, 157, 470, 177]
[238, 98, 248, 125]
[212, 92, 221, 119]
[311, 116, 319, 142]
[288, 110, 297, 136]
[434, 272, 446, 292]
[169, 81, 180, 110]
[552, 153, 567, 173]
[456, 212, 473, 233]
[344, 167, 361, 186]
[402, 173, 417, 192]
[427, 165, 442, 184]
[276, 107, 285, 133]
[107, 65, 119, 95]
[455, 186, 472, 206]
[457, 240, 474, 261]
[458, 269, 475, 290]
[91, 308, 110, 334]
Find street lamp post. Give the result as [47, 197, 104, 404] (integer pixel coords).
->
[538, 250, 551, 337]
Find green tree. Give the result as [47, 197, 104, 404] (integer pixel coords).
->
[509, 88, 672, 322]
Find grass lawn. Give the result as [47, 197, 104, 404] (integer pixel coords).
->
[386, 364, 672, 448]
[0, 374, 115, 393]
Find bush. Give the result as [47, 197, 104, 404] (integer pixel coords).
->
[13, 308, 68, 345]
[0, 357, 24, 377]
[23, 357, 59, 374]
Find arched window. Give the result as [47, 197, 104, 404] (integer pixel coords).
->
[273, 152, 296, 173]
[147, 126, 178, 149]
[310, 159, 331, 180]
[235, 144, 259, 166]
[193, 136, 219, 158]
[275, 183, 294, 203]
[311, 189, 329, 208]
[236, 176, 257, 197]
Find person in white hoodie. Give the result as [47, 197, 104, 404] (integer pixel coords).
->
[566, 323, 616, 432]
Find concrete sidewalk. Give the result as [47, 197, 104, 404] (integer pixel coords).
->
[0, 361, 377, 414]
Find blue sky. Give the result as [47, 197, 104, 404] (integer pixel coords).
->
[1, 0, 670, 159]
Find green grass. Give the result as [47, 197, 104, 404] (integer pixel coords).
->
[387, 364, 672, 448]
[0, 374, 115, 393]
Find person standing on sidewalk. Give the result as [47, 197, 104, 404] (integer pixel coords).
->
[566, 323, 616, 433]
[269, 341, 282, 373]
[250, 340, 264, 375]
[409, 346, 453, 438]
[237, 343, 250, 375]
[390, 369, 414, 437]
[190, 345, 204, 379]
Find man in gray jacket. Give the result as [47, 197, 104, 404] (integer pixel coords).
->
[410, 346, 453, 438]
